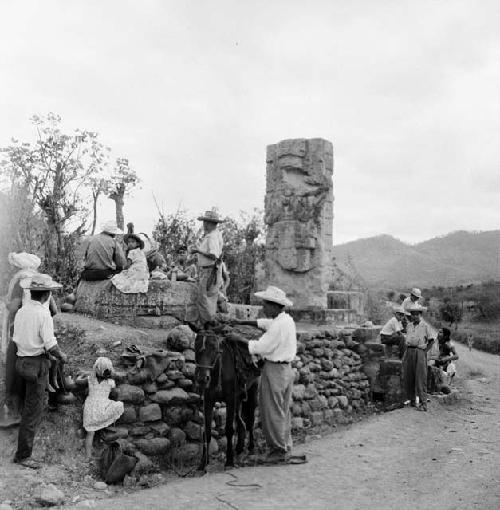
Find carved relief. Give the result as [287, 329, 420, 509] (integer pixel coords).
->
[265, 138, 334, 308]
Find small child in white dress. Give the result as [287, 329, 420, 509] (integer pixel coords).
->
[83, 357, 124, 457]
[111, 234, 149, 294]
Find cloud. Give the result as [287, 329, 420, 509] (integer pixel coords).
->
[0, 0, 498, 244]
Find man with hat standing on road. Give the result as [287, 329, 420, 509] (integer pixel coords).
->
[191, 209, 225, 328]
[12, 274, 68, 469]
[402, 288, 422, 313]
[81, 220, 127, 281]
[403, 303, 437, 411]
[228, 286, 306, 465]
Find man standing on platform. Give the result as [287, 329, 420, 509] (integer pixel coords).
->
[401, 288, 422, 313]
[191, 210, 224, 328]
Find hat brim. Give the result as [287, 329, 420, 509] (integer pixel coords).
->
[254, 291, 293, 307]
[22, 282, 63, 291]
[197, 216, 224, 223]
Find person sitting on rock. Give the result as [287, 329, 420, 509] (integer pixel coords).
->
[435, 328, 459, 383]
[81, 221, 127, 281]
[110, 233, 149, 294]
[380, 305, 408, 359]
[83, 357, 124, 458]
[168, 245, 198, 281]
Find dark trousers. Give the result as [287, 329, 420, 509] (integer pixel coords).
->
[5, 341, 24, 414]
[402, 347, 427, 403]
[80, 268, 118, 281]
[15, 355, 49, 461]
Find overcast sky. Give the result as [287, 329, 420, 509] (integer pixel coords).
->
[1, 0, 499, 244]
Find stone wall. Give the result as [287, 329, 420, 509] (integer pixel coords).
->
[265, 138, 334, 309]
[98, 325, 371, 466]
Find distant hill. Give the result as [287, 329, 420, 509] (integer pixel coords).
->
[332, 230, 500, 290]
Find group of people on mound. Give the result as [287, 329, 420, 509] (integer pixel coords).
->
[2, 206, 306, 468]
[79, 209, 229, 327]
[380, 288, 459, 411]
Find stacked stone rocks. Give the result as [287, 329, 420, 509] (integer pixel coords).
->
[108, 325, 371, 465]
[290, 329, 371, 432]
[108, 325, 205, 465]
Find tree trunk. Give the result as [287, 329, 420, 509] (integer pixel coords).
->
[91, 190, 99, 235]
[109, 184, 125, 231]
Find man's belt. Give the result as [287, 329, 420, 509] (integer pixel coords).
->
[265, 359, 291, 364]
[406, 346, 425, 350]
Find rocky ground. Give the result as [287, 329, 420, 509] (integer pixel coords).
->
[1, 316, 499, 509]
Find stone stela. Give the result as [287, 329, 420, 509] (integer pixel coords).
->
[265, 138, 334, 309]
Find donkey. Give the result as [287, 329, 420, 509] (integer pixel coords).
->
[194, 328, 259, 470]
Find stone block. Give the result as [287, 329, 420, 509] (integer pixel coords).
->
[304, 385, 318, 399]
[291, 417, 304, 430]
[178, 378, 193, 390]
[149, 421, 170, 436]
[328, 396, 339, 408]
[321, 359, 334, 371]
[169, 427, 187, 446]
[143, 382, 158, 394]
[338, 396, 349, 409]
[118, 405, 137, 424]
[311, 411, 324, 426]
[184, 421, 203, 441]
[128, 369, 151, 385]
[182, 363, 196, 378]
[292, 384, 306, 400]
[101, 427, 129, 442]
[166, 325, 195, 351]
[132, 451, 154, 475]
[115, 384, 145, 404]
[139, 404, 162, 422]
[136, 438, 171, 455]
[36, 484, 65, 507]
[163, 406, 183, 425]
[130, 426, 150, 437]
[379, 360, 402, 377]
[183, 349, 195, 362]
[153, 388, 189, 405]
[168, 443, 201, 464]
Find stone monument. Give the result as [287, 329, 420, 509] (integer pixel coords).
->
[265, 138, 333, 309]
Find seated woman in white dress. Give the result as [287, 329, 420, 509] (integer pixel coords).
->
[111, 233, 149, 294]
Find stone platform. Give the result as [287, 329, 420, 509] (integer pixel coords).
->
[74, 279, 198, 325]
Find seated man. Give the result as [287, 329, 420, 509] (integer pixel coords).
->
[435, 328, 459, 383]
[380, 305, 408, 359]
[81, 221, 127, 281]
[168, 246, 197, 281]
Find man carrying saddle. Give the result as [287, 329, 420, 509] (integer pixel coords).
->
[228, 285, 307, 465]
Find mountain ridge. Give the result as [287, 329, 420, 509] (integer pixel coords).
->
[332, 230, 500, 289]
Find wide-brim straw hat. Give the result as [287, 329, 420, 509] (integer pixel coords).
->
[410, 288, 422, 299]
[392, 305, 406, 315]
[123, 233, 145, 250]
[254, 285, 293, 307]
[8, 252, 41, 270]
[197, 210, 224, 223]
[407, 303, 427, 313]
[20, 273, 63, 291]
[101, 220, 123, 235]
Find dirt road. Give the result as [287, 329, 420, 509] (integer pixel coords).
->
[63, 344, 499, 510]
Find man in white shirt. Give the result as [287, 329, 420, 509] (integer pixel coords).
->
[191, 209, 225, 327]
[13, 274, 67, 469]
[401, 288, 422, 313]
[228, 286, 306, 465]
[380, 305, 408, 359]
